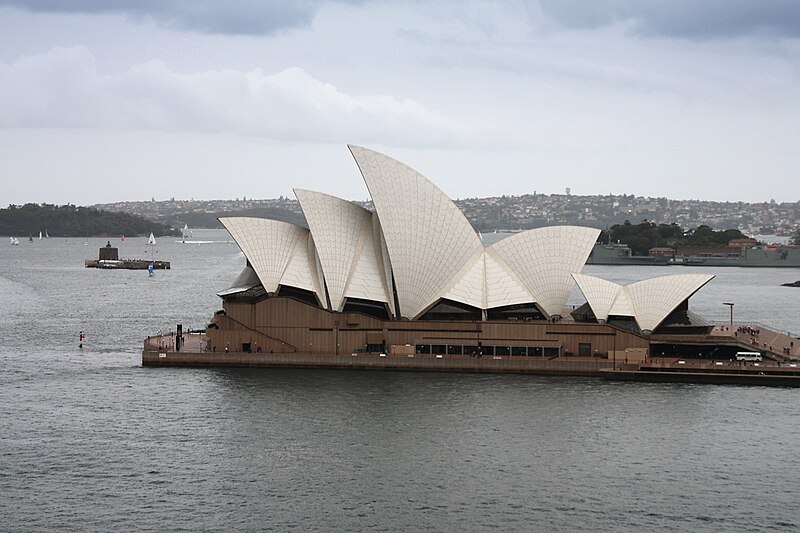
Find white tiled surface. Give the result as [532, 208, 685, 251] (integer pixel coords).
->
[574, 273, 715, 333]
[491, 226, 599, 317]
[626, 274, 715, 332]
[294, 189, 387, 310]
[219, 217, 308, 294]
[349, 145, 483, 318]
[223, 147, 715, 329]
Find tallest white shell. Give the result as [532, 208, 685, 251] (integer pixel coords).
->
[349, 145, 483, 319]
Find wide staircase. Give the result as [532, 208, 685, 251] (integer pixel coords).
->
[709, 323, 799, 362]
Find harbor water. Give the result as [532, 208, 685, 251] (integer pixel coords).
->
[1, 230, 799, 531]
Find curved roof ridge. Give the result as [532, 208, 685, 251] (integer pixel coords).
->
[294, 189, 375, 311]
[348, 145, 483, 318]
[279, 232, 323, 302]
[626, 273, 715, 333]
[484, 248, 535, 309]
[219, 217, 309, 294]
[489, 226, 600, 317]
[571, 273, 623, 322]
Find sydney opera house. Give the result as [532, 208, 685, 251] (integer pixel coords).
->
[195, 145, 719, 366]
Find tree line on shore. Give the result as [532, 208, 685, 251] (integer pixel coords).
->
[0, 203, 177, 238]
[599, 220, 748, 256]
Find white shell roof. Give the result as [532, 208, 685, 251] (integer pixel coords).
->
[279, 233, 321, 299]
[626, 273, 715, 333]
[220, 146, 714, 326]
[294, 189, 388, 311]
[484, 249, 534, 309]
[573, 273, 715, 333]
[372, 214, 396, 316]
[490, 226, 600, 317]
[441, 250, 487, 309]
[346, 217, 392, 307]
[572, 273, 626, 320]
[349, 144, 483, 319]
[220, 217, 310, 294]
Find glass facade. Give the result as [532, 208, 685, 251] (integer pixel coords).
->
[414, 344, 561, 357]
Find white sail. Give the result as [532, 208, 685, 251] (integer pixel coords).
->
[148, 233, 156, 245]
[39, 231, 42, 240]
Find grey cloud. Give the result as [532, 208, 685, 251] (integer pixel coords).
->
[538, 0, 800, 38]
[0, 0, 329, 35]
[0, 47, 473, 147]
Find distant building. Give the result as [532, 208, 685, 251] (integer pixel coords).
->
[728, 238, 758, 247]
[648, 247, 675, 258]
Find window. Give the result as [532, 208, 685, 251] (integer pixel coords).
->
[512, 346, 527, 356]
[579, 343, 592, 356]
[431, 344, 446, 355]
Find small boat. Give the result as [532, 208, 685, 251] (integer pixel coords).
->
[181, 224, 192, 243]
[39, 231, 42, 240]
[147, 233, 157, 276]
[10, 237, 20, 245]
[29, 234, 33, 242]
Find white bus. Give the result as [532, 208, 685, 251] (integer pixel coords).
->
[735, 351, 762, 362]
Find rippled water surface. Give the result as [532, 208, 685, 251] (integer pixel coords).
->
[1, 231, 799, 532]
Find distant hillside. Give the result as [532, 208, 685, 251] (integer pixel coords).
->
[0, 203, 178, 238]
[181, 207, 307, 229]
[94, 194, 800, 236]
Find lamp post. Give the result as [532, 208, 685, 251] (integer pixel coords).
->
[723, 302, 734, 328]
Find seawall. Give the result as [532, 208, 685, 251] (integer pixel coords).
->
[142, 350, 616, 376]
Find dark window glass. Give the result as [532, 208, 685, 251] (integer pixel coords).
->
[495, 346, 510, 356]
[512, 346, 527, 356]
[579, 343, 592, 356]
[416, 344, 431, 354]
[529, 347, 543, 357]
[447, 345, 462, 355]
[544, 347, 560, 357]
[431, 344, 446, 355]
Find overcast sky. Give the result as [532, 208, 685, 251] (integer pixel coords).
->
[1, 0, 799, 205]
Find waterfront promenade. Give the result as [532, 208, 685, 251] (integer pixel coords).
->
[708, 323, 799, 360]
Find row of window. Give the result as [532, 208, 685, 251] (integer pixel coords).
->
[415, 344, 562, 357]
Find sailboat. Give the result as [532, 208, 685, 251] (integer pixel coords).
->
[10, 237, 19, 245]
[45, 229, 49, 239]
[177, 224, 210, 244]
[29, 234, 33, 242]
[39, 231, 42, 240]
[147, 232, 156, 276]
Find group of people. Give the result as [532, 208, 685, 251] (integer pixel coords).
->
[736, 325, 760, 337]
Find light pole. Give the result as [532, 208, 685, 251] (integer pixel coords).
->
[723, 302, 734, 328]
